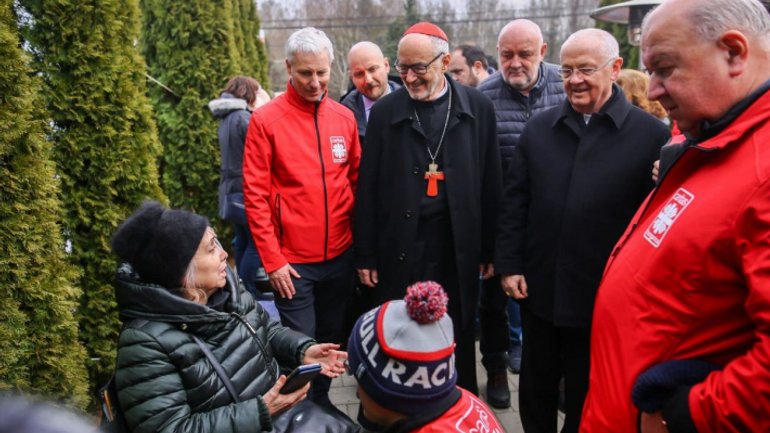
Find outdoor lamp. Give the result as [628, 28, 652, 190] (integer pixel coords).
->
[590, 0, 663, 46]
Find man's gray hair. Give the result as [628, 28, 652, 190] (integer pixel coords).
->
[285, 27, 335, 63]
[671, 0, 770, 42]
[561, 28, 619, 61]
[398, 35, 449, 57]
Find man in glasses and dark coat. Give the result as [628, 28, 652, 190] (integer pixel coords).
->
[354, 21, 502, 396]
[494, 28, 669, 433]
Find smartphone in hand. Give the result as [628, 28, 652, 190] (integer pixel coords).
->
[279, 363, 322, 394]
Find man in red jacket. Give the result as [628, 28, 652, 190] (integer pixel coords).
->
[580, 0, 770, 432]
[243, 26, 361, 407]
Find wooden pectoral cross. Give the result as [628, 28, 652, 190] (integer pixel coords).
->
[424, 163, 444, 197]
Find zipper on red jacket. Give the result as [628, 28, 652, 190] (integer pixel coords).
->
[314, 99, 329, 261]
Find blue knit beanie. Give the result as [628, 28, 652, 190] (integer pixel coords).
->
[347, 281, 457, 416]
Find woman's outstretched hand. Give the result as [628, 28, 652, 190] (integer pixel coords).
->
[262, 375, 308, 416]
[303, 343, 347, 378]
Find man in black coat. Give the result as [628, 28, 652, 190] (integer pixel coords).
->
[494, 29, 670, 433]
[476, 19, 567, 409]
[354, 21, 502, 396]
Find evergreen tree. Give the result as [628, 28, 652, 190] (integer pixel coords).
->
[18, 0, 166, 389]
[594, 0, 640, 69]
[383, 0, 421, 62]
[236, 0, 270, 87]
[0, 0, 89, 406]
[140, 0, 240, 221]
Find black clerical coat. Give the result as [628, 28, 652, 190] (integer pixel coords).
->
[494, 86, 670, 328]
[354, 77, 502, 328]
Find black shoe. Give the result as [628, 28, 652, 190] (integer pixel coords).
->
[507, 345, 522, 374]
[486, 371, 511, 409]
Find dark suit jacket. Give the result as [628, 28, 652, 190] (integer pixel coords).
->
[495, 85, 670, 328]
[354, 77, 502, 327]
[340, 80, 401, 146]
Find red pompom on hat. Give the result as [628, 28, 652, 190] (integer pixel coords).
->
[405, 280, 449, 324]
[403, 21, 448, 41]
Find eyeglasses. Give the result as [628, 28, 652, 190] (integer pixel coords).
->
[557, 57, 616, 80]
[394, 52, 445, 75]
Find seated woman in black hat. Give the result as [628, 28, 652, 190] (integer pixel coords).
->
[110, 201, 347, 432]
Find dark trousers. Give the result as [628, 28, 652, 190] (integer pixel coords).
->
[232, 222, 262, 295]
[519, 307, 590, 433]
[275, 248, 354, 404]
[479, 274, 511, 373]
[408, 257, 478, 395]
[509, 298, 523, 346]
[405, 208, 478, 395]
[413, 266, 477, 395]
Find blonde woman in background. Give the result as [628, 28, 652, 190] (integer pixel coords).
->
[617, 68, 669, 124]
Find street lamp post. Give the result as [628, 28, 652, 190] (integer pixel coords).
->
[590, 0, 663, 46]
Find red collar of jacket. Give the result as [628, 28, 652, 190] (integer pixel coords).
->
[284, 80, 328, 113]
[692, 86, 770, 151]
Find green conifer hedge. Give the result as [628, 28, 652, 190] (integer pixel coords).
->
[235, 0, 270, 87]
[18, 0, 166, 390]
[140, 0, 240, 221]
[0, 0, 89, 407]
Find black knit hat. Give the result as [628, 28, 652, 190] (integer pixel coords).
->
[111, 201, 209, 289]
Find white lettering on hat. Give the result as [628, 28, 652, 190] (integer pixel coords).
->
[404, 366, 431, 388]
[431, 362, 447, 386]
[367, 342, 380, 367]
[381, 353, 456, 389]
[359, 308, 379, 368]
[382, 359, 407, 384]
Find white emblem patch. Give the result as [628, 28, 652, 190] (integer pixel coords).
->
[455, 393, 503, 433]
[330, 136, 347, 163]
[644, 187, 695, 248]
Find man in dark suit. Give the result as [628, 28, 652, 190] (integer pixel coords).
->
[495, 28, 669, 433]
[354, 21, 502, 396]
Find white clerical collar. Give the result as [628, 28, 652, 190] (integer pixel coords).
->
[433, 78, 449, 100]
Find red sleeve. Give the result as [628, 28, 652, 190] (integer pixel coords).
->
[690, 180, 770, 433]
[242, 112, 287, 273]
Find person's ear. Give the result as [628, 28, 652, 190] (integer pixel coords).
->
[718, 30, 749, 77]
[442, 52, 451, 69]
[540, 42, 548, 58]
[610, 57, 624, 81]
[384, 57, 391, 73]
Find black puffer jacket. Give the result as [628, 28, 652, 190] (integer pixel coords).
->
[114, 264, 314, 433]
[209, 93, 252, 219]
[477, 63, 565, 169]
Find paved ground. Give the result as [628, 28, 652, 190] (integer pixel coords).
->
[329, 342, 526, 433]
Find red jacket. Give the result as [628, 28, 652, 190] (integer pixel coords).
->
[580, 90, 770, 432]
[410, 388, 504, 433]
[243, 82, 360, 273]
